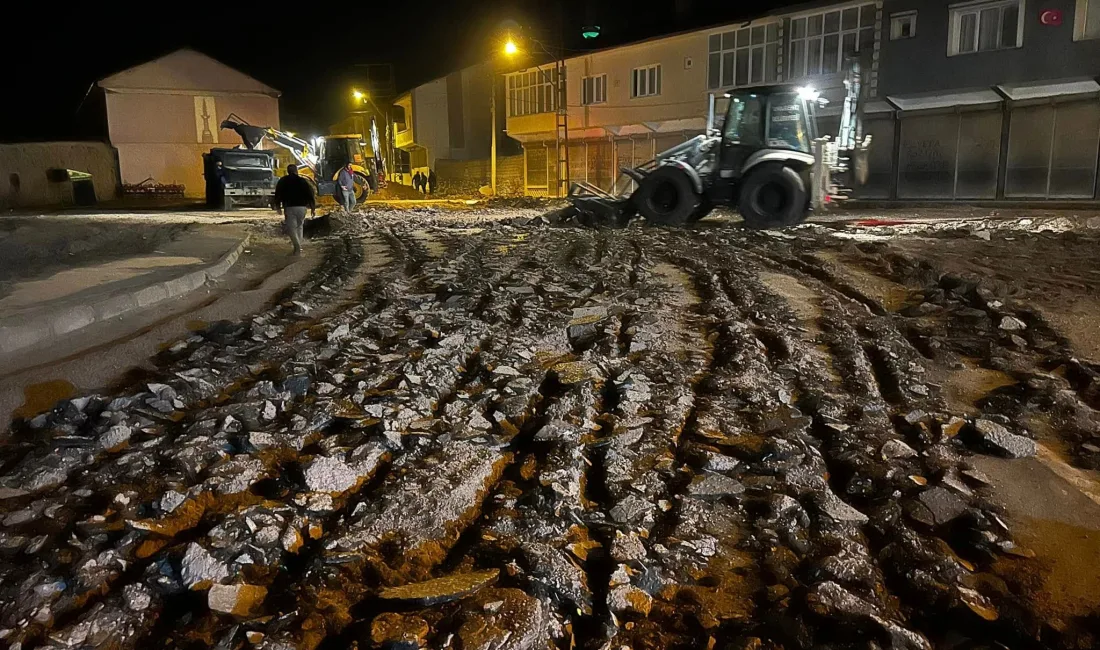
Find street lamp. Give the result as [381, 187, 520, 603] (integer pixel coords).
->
[503, 38, 518, 56]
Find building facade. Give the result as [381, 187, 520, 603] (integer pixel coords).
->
[98, 49, 281, 198]
[393, 63, 504, 183]
[505, 0, 1100, 201]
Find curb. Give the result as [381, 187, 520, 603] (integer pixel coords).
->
[0, 235, 250, 358]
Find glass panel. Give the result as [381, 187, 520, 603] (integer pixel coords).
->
[860, 4, 876, 27]
[809, 14, 824, 36]
[824, 11, 840, 33]
[842, 32, 857, 57]
[752, 25, 765, 45]
[1006, 104, 1055, 197]
[790, 40, 806, 78]
[960, 13, 978, 52]
[898, 113, 959, 198]
[537, 84, 545, 111]
[768, 93, 811, 152]
[722, 31, 736, 50]
[655, 66, 661, 95]
[956, 110, 1002, 198]
[738, 28, 751, 47]
[1050, 101, 1100, 197]
[978, 7, 1000, 50]
[709, 34, 721, 52]
[808, 38, 823, 75]
[708, 53, 721, 88]
[632, 70, 639, 97]
[1001, 2, 1019, 47]
[767, 23, 779, 42]
[861, 117, 895, 198]
[723, 94, 764, 146]
[843, 7, 859, 30]
[736, 50, 750, 86]
[791, 17, 806, 39]
[859, 26, 875, 51]
[751, 46, 764, 83]
[765, 43, 779, 82]
[722, 52, 735, 86]
[823, 34, 840, 73]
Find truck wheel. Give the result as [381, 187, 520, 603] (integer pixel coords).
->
[633, 166, 700, 226]
[354, 172, 371, 203]
[738, 163, 807, 229]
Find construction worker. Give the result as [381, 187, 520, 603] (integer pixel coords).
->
[273, 164, 315, 256]
[428, 168, 437, 195]
[337, 163, 357, 212]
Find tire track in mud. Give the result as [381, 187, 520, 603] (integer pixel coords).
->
[2, 222, 1097, 650]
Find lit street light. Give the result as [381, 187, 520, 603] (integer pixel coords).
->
[503, 39, 518, 56]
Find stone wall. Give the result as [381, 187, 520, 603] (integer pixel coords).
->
[0, 142, 120, 209]
[434, 155, 524, 197]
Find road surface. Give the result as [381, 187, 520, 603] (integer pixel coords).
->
[0, 207, 1098, 650]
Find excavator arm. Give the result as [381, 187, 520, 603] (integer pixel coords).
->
[220, 114, 318, 172]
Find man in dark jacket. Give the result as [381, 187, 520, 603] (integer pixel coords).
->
[427, 168, 437, 195]
[413, 171, 422, 193]
[273, 164, 315, 256]
[337, 163, 357, 212]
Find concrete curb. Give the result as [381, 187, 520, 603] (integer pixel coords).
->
[0, 235, 250, 357]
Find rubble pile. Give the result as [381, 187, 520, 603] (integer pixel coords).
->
[0, 218, 1095, 650]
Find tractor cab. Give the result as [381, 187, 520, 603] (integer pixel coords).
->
[314, 135, 376, 201]
[717, 84, 818, 187]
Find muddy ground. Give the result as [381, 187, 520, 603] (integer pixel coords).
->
[1, 208, 1098, 650]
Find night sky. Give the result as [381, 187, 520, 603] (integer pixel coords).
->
[1, 0, 786, 142]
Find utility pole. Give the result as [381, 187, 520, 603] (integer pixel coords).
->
[491, 68, 497, 195]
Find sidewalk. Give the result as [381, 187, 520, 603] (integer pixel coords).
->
[0, 227, 250, 358]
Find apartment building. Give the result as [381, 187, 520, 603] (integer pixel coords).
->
[504, 0, 1100, 200]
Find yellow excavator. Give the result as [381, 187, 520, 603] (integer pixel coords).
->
[220, 114, 385, 203]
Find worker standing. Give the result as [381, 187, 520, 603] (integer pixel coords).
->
[337, 163, 357, 212]
[428, 168, 437, 195]
[273, 164, 315, 256]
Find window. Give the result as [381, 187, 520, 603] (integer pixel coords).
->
[890, 11, 917, 39]
[768, 93, 812, 153]
[707, 23, 781, 89]
[1078, 0, 1100, 39]
[789, 4, 876, 78]
[582, 74, 607, 105]
[723, 94, 764, 145]
[948, 0, 1023, 55]
[631, 64, 661, 98]
[507, 68, 562, 117]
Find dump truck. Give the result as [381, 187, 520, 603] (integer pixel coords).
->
[567, 60, 869, 229]
[202, 148, 278, 211]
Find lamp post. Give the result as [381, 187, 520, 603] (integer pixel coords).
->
[493, 38, 519, 195]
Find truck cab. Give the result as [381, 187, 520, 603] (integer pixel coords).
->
[203, 148, 277, 211]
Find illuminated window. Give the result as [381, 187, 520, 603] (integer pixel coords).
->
[508, 68, 561, 117]
[789, 4, 876, 78]
[890, 11, 917, 39]
[707, 23, 780, 89]
[582, 74, 607, 105]
[1078, 0, 1100, 39]
[631, 64, 662, 98]
[948, 0, 1023, 55]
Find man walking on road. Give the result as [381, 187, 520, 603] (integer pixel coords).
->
[337, 163, 357, 212]
[427, 168, 437, 195]
[273, 164, 315, 256]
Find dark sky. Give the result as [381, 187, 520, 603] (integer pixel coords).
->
[1, 0, 788, 142]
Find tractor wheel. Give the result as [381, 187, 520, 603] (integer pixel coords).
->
[633, 166, 700, 226]
[737, 163, 807, 229]
[688, 196, 713, 223]
[354, 172, 371, 203]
